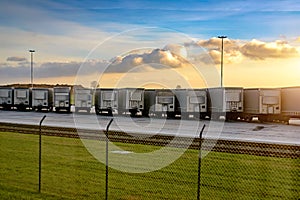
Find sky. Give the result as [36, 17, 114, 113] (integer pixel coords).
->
[0, 0, 300, 88]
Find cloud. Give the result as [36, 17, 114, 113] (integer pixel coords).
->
[106, 48, 190, 73]
[6, 56, 27, 62]
[0, 65, 29, 78]
[37, 60, 109, 78]
[0, 60, 108, 81]
[185, 37, 300, 64]
[240, 39, 299, 60]
[163, 44, 187, 58]
[185, 37, 243, 64]
[37, 62, 81, 78]
[0, 48, 191, 81]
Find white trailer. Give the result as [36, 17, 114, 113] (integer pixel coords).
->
[14, 88, 31, 111]
[243, 88, 281, 122]
[32, 88, 53, 112]
[53, 87, 71, 112]
[175, 89, 207, 119]
[118, 88, 144, 116]
[208, 87, 243, 120]
[281, 87, 300, 119]
[154, 89, 177, 118]
[95, 88, 118, 116]
[0, 87, 13, 110]
[74, 88, 92, 113]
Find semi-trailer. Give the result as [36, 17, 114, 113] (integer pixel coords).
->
[14, 88, 31, 111]
[0, 87, 13, 110]
[74, 88, 92, 113]
[53, 87, 71, 112]
[207, 87, 243, 120]
[118, 88, 144, 116]
[32, 88, 53, 112]
[175, 89, 207, 119]
[95, 88, 118, 116]
[242, 88, 281, 122]
[281, 86, 300, 121]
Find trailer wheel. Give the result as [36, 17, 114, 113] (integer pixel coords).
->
[244, 116, 252, 122]
[284, 119, 290, 125]
[17, 104, 26, 111]
[258, 115, 267, 123]
[225, 116, 232, 122]
[265, 116, 273, 122]
[130, 110, 137, 117]
[200, 113, 206, 120]
[142, 110, 149, 118]
[2, 103, 11, 110]
[37, 106, 42, 112]
[280, 116, 290, 124]
[167, 112, 175, 119]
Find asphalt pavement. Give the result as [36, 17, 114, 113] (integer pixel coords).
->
[0, 110, 299, 145]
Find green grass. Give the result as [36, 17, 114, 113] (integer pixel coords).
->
[0, 131, 299, 200]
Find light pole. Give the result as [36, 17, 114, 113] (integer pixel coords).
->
[29, 50, 35, 88]
[218, 36, 227, 87]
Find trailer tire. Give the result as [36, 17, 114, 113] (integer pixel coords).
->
[130, 110, 137, 117]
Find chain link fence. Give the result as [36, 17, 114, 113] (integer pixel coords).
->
[0, 122, 299, 199]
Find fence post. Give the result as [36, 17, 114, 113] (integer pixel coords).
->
[39, 115, 46, 193]
[105, 118, 114, 200]
[197, 124, 205, 200]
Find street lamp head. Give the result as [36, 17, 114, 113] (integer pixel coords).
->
[218, 36, 227, 39]
[29, 50, 35, 53]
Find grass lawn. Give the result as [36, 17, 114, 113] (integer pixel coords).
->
[0, 131, 299, 199]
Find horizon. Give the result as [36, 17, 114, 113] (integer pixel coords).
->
[1, 83, 299, 90]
